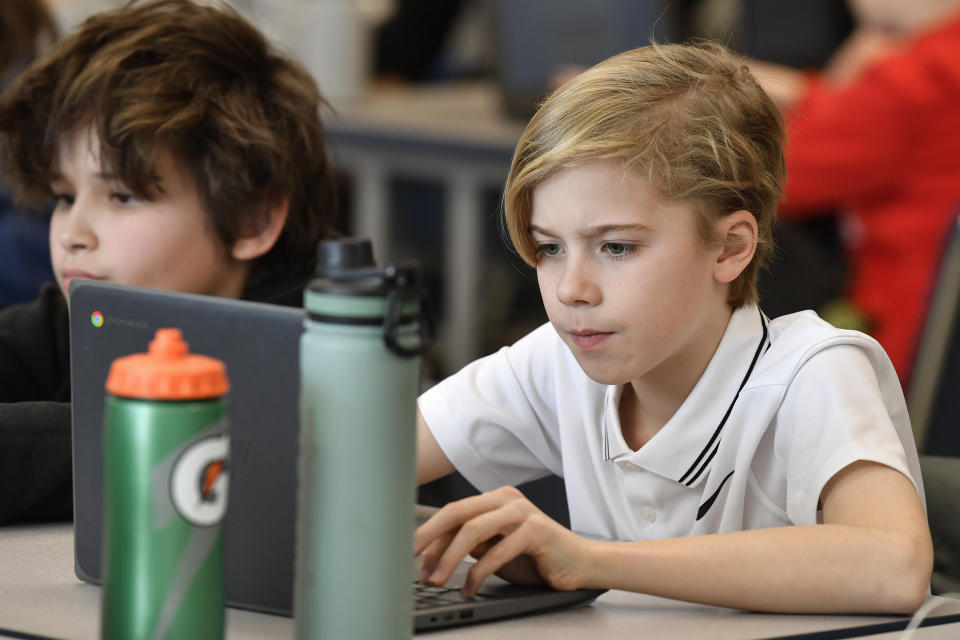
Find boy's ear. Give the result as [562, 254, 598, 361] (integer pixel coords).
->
[713, 210, 758, 284]
[230, 198, 289, 262]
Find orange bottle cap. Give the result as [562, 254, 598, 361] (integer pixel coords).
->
[105, 328, 229, 400]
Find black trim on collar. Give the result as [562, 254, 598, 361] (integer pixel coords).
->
[686, 439, 720, 487]
[696, 469, 735, 520]
[679, 310, 769, 486]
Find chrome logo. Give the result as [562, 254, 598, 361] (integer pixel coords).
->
[91, 311, 104, 327]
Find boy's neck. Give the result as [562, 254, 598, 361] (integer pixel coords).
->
[618, 379, 695, 451]
[617, 304, 733, 451]
[618, 384, 663, 450]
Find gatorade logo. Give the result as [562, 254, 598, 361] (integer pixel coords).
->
[170, 434, 230, 527]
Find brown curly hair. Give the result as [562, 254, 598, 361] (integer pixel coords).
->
[0, 0, 337, 287]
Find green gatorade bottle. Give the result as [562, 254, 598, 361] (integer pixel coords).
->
[101, 328, 230, 640]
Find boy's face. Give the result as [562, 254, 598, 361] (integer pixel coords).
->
[531, 160, 733, 388]
[49, 126, 251, 302]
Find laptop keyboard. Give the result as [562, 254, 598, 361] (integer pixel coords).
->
[413, 580, 475, 609]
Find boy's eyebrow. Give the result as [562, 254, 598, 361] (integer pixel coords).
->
[529, 223, 652, 237]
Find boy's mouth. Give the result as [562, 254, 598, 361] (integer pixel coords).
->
[61, 271, 105, 289]
[569, 330, 613, 349]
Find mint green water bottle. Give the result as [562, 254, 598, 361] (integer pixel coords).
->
[295, 238, 433, 639]
[101, 328, 230, 640]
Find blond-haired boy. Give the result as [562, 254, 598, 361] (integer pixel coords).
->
[414, 43, 932, 614]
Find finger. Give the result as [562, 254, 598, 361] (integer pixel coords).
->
[414, 496, 485, 555]
[421, 533, 504, 584]
[413, 487, 523, 555]
[418, 528, 457, 582]
[427, 499, 529, 586]
[462, 520, 540, 596]
[469, 536, 500, 560]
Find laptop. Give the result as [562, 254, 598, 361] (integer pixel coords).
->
[69, 280, 605, 629]
[70, 279, 304, 614]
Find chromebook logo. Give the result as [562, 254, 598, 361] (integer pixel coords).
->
[91, 311, 104, 328]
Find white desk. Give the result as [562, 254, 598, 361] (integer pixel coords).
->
[2, 523, 959, 639]
[326, 82, 525, 372]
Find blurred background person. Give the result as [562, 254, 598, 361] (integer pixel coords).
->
[375, 0, 472, 84]
[747, 0, 960, 384]
[0, 0, 58, 308]
[732, 0, 855, 325]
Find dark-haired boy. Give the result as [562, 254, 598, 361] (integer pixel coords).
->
[0, 0, 337, 523]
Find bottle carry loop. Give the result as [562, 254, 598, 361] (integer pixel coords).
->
[382, 264, 435, 358]
[313, 262, 435, 359]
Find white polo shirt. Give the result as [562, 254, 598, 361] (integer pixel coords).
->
[418, 306, 923, 541]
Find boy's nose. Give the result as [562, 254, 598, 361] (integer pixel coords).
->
[54, 205, 98, 252]
[556, 262, 600, 307]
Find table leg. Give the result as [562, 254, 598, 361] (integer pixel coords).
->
[350, 158, 391, 263]
[443, 170, 483, 372]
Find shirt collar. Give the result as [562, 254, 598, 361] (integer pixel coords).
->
[602, 305, 768, 485]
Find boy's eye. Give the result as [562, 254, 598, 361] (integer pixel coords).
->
[110, 191, 136, 205]
[603, 242, 636, 258]
[52, 192, 75, 207]
[535, 243, 563, 260]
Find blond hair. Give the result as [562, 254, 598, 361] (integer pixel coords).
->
[504, 42, 785, 308]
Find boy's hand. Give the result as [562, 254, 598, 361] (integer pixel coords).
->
[413, 486, 594, 597]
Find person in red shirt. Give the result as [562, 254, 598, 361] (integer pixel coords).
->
[749, 0, 960, 383]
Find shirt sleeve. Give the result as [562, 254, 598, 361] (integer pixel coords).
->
[778, 343, 918, 525]
[418, 324, 564, 492]
[0, 283, 70, 402]
[0, 401, 73, 524]
[0, 284, 73, 523]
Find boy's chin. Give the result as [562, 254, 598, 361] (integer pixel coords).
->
[571, 357, 632, 387]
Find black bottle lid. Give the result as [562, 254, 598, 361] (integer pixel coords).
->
[315, 238, 376, 275]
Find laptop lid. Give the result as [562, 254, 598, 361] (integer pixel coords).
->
[70, 280, 304, 615]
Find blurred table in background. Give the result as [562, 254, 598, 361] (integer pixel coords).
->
[327, 81, 526, 373]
